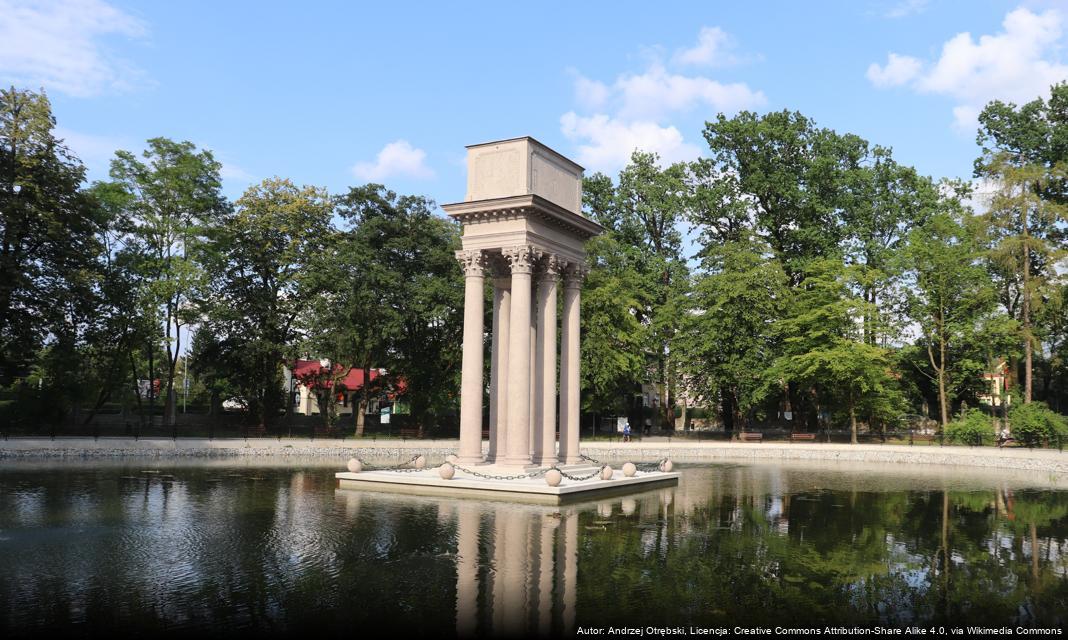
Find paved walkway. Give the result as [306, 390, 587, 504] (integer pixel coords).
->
[1, 436, 1066, 474]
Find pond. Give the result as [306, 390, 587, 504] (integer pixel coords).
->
[0, 459, 1066, 636]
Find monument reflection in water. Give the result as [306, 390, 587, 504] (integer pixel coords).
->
[336, 487, 672, 637]
[2, 462, 1067, 635]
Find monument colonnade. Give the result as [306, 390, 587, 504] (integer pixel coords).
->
[444, 136, 603, 469]
[455, 247, 586, 467]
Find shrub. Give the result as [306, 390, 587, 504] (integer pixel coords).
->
[945, 408, 994, 445]
[1008, 402, 1068, 445]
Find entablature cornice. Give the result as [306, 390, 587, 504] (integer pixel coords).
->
[442, 194, 604, 241]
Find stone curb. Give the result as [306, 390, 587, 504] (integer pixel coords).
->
[1, 437, 1066, 474]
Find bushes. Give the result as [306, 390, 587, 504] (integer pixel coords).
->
[1008, 402, 1068, 445]
[945, 408, 994, 445]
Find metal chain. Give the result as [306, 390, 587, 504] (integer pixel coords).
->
[558, 466, 607, 481]
[636, 458, 668, 472]
[583, 453, 668, 473]
[450, 463, 550, 481]
[357, 453, 669, 482]
[358, 454, 423, 472]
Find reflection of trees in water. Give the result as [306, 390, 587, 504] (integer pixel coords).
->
[574, 467, 1068, 628]
[1, 465, 1067, 635]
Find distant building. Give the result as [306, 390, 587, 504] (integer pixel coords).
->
[283, 359, 406, 417]
[979, 360, 1011, 408]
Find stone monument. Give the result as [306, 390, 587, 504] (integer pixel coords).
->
[335, 137, 677, 502]
[442, 137, 604, 468]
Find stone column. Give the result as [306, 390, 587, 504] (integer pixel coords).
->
[533, 256, 562, 466]
[529, 278, 537, 454]
[488, 275, 510, 463]
[558, 266, 586, 464]
[456, 249, 486, 464]
[502, 245, 535, 467]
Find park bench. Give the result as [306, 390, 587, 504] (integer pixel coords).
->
[789, 433, 816, 442]
[398, 427, 420, 439]
[910, 433, 938, 445]
[245, 425, 267, 438]
[739, 432, 763, 443]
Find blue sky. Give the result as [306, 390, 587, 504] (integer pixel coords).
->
[2, 0, 1067, 206]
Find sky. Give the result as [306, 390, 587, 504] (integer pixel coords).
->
[2, 0, 1067, 208]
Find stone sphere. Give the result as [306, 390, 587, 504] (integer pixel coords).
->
[659, 459, 674, 473]
[545, 469, 562, 487]
[622, 462, 637, 477]
[346, 458, 362, 473]
[445, 453, 458, 463]
[600, 465, 614, 481]
[414, 455, 427, 470]
[439, 462, 455, 480]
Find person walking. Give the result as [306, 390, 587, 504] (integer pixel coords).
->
[623, 422, 632, 443]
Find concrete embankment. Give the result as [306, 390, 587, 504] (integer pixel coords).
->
[1, 437, 1066, 475]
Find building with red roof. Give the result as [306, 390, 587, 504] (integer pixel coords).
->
[284, 359, 407, 417]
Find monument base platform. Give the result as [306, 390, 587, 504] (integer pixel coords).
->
[335, 465, 679, 505]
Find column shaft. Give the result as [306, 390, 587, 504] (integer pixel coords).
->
[533, 261, 560, 466]
[457, 250, 486, 464]
[558, 270, 583, 464]
[503, 246, 534, 467]
[488, 278, 510, 463]
[529, 284, 537, 455]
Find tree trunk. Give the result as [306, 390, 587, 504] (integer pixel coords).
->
[129, 353, 145, 428]
[849, 390, 858, 445]
[721, 391, 734, 436]
[147, 347, 155, 429]
[356, 363, 372, 437]
[1022, 206, 1033, 403]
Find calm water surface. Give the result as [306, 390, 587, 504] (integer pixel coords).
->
[0, 459, 1066, 637]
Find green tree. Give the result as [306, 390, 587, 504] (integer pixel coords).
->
[980, 156, 1068, 403]
[196, 177, 332, 428]
[702, 110, 867, 285]
[772, 259, 902, 443]
[0, 87, 101, 388]
[903, 199, 993, 427]
[105, 138, 228, 427]
[678, 232, 786, 432]
[304, 185, 463, 434]
[615, 152, 690, 429]
[842, 148, 939, 345]
[976, 82, 1068, 203]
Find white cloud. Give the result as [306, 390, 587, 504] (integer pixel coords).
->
[866, 53, 922, 87]
[673, 26, 740, 67]
[885, 0, 929, 19]
[352, 140, 435, 182]
[614, 63, 766, 121]
[0, 0, 148, 97]
[560, 112, 703, 174]
[220, 162, 255, 184]
[561, 27, 766, 175]
[867, 7, 1068, 131]
[570, 70, 610, 110]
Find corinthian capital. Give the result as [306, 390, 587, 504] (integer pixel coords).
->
[502, 245, 538, 275]
[455, 249, 487, 277]
[563, 263, 590, 288]
[539, 254, 567, 283]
